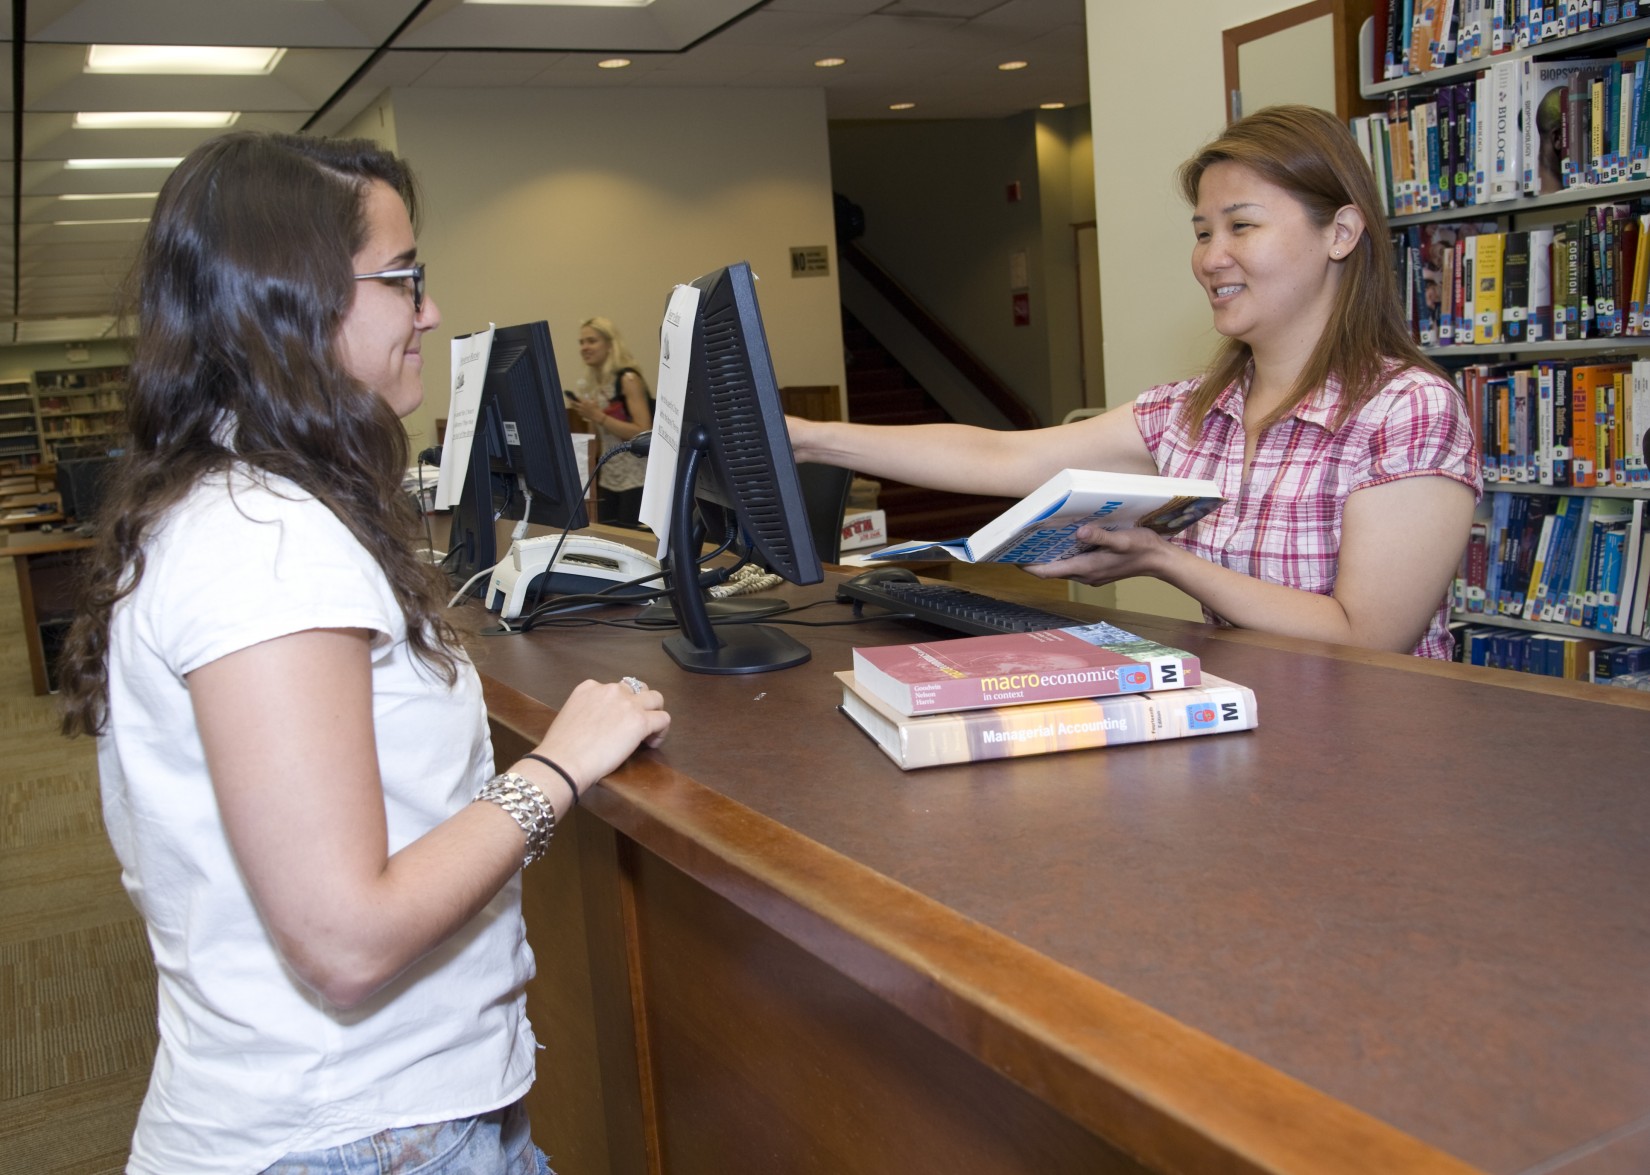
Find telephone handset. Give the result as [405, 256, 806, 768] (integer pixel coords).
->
[487, 534, 663, 618]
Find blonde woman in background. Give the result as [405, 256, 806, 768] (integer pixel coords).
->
[568, 316, 653, 527]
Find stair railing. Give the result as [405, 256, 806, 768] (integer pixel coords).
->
[840, 241, 1040, 431]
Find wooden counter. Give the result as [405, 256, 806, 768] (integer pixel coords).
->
[1, 530, 94, 694]
[476, 569, 1650, 1175]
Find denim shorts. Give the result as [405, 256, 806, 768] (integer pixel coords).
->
[260, 1098, 552, 1174]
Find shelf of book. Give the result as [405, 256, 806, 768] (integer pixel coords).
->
[1479, 480, 1650, 495]
[0, 379, 41, 465]
[1451, 607, 1650, 643]
[1391, 177, 1650, 226]
[1379, 147, 1650, 667]
[1424, 339, 1648, 358]
[1359, 13, 1650, 99]
[33, 365, 127, 465]
[1354, 10, 1650, 226]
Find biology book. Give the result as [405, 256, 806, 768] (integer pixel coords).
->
[865, 468, 1223, 565]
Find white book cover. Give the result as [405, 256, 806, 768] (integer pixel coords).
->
[1528, 226, 1554, 340]
[1490, 57, 1522, 201]
[1475, 74, 1491, 203]
[1615, 499, 1646, 632]
[1631, 358, 1650, 484]
[866, 469, 1225, 564]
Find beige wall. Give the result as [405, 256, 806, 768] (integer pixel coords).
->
[381, 86, 845, 453]
[1035, 106, 1095, 425]
[1082, 0, 1320, 619]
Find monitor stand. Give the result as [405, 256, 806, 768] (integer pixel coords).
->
[657, 433, 811, 674]
[630, 595, 788, 628]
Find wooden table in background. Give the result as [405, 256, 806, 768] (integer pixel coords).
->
[1, 530, 93, 694]
[477, 563, 1650, 1175]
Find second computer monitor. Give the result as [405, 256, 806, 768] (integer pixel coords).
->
[657, 261, 823, 673]
[448, 320, 588, 585]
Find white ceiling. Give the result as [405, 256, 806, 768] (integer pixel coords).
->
[4, 0, 1089, 343]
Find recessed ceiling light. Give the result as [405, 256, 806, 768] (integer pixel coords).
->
[52, 218, 151, 227]
[86, 45, 285, 75]
[74, 111, 239, 130]
[998, 60, 1029, 71]
[889, 102, 916, 111]
[64, 158, 184, 170]
[598, 58, 632, 69]
[814, 57, 846, 68]
[56, 192, 160, 201]
[1039, 102, 1066, 110]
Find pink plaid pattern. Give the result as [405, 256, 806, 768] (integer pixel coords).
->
[1134, 366, 1481, 659]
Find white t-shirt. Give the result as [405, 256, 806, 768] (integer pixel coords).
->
[99, 468, 535, 1174]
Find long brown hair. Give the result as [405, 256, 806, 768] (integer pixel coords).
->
[59, 133, 463, 737]
[1176, 104, 1440, 436]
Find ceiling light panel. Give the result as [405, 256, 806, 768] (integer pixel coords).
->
[28, 44, 374, 114]
[31, 1, 406, 49]
[63, 158, 184, 170]
[23, 194, 156, 224]
[85, 45, 285, 75]
[73, 112, 239, 129]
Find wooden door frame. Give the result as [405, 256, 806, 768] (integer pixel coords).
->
[1222, 0, 1377, 124]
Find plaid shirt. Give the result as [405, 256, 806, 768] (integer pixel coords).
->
[1133, 366, 1481, 659]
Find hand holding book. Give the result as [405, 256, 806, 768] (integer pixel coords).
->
[866, 468, 1224, 565]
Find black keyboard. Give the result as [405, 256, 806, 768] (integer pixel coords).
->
[837, 578, 1077, 636]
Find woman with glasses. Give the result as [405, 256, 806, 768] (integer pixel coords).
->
[567, 315, 653, 527]
[56, 132, 670, 1174]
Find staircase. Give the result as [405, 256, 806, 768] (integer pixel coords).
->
[841, 308, 1007, 541]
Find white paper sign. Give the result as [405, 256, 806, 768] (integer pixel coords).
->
[569, 432, 595, 496]
[435, 324, 495, 509]
[639, 283, 701, 558]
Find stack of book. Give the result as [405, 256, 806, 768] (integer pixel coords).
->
[837, 621, 1257, 771]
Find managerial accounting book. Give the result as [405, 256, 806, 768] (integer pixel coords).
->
[851, 621, 1201, 717]
[864, 468, 1223, 564]
[836, 671, 1257, 771]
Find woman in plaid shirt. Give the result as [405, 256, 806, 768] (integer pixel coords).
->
[791, 105, 1478, 659]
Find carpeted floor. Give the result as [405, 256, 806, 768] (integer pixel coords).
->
[0, 551, 153, 1174]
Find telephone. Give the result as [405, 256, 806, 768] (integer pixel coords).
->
[487, 534, 663, 619]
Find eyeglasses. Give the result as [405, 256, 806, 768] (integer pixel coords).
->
[353, 261, 426, 314]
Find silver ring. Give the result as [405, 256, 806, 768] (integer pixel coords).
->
[621, 676, 646, 695]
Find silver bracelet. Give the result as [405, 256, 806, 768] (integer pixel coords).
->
[476, 771, 556, 868]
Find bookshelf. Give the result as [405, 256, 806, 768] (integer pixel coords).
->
[1354, 8, 1650, 679]
[34, 364, 129, 463]
[0, 380, 41, 466]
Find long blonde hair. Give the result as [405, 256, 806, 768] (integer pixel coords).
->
[579, 315, 642, 392]
[1177, 104, 1441, 437]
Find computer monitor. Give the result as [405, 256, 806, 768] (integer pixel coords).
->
[448, 320, 589, 587]
[56, 452, 120, 529]
[657, 261, 823, 674]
